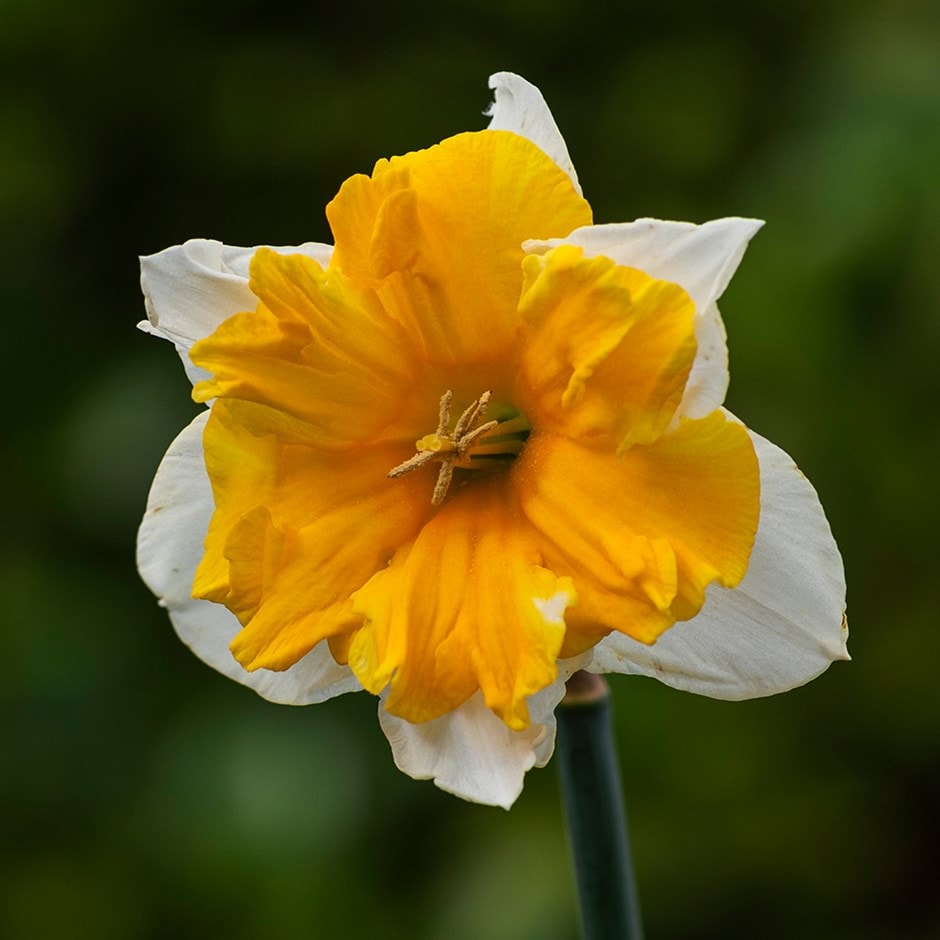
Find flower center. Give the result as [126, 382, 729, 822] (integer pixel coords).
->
[388, 389, 530, 505]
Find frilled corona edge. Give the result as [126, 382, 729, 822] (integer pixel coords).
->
[137, 70, 847, 808]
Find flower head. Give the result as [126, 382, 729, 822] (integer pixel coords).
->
[138, 73, 848, 808]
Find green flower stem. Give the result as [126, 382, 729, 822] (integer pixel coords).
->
[556, 671, 643, 940]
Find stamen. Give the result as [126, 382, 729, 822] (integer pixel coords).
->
[453, 390, 490, 440]
[388, 390, 528, 506]
[435, 389, 453, 436]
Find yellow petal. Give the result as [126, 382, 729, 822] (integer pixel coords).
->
[514, 412, 759, 654]
[193, 399, 433, 670]
[190, 248, 428, 449]
[347, 482, 576, 731]
[326, 130, 593, 368]
[517, 244, 697, 451]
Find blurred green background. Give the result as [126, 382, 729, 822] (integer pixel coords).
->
[2, 0, 937, 937]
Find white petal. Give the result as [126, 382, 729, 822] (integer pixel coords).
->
[217, 241, 333, 278]
[486, 72, 582, 195]
[137, 412, 359, 705]
[526, 217, 763, 418]
[378, 656, 586, 809]
[530, 655, 590, 766]
[139, 238, 333, 384]
[590, 430, 848, 699]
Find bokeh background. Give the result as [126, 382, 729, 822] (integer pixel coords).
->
[3, 0, 938, 937]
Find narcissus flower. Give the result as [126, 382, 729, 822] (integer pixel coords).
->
[138, 72, 847, 808]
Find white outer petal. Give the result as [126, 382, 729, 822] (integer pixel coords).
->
[136, 411, 360, 705]
[589, 430, 848, 699]
[378, 656, 587, 809]
[138, 238, 334, 385]
[486, 72, 582, 195]
[525, 217, 763, 418]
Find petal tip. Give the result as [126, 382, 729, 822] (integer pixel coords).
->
[484, 71, 582, 195]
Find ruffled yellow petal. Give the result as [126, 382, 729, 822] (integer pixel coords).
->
[513, 412, 759, 655]
[190, 248, 429, 449]
[193, 399, 433, 670]
[347, 482, 576, 731]
[326, 130, 592, 368]
[516, 244, 697, 451]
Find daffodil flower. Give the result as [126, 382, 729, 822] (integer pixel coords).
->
[138, 72, 848, 809]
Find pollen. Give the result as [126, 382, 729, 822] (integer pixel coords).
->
[388, 390, 529, 506]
